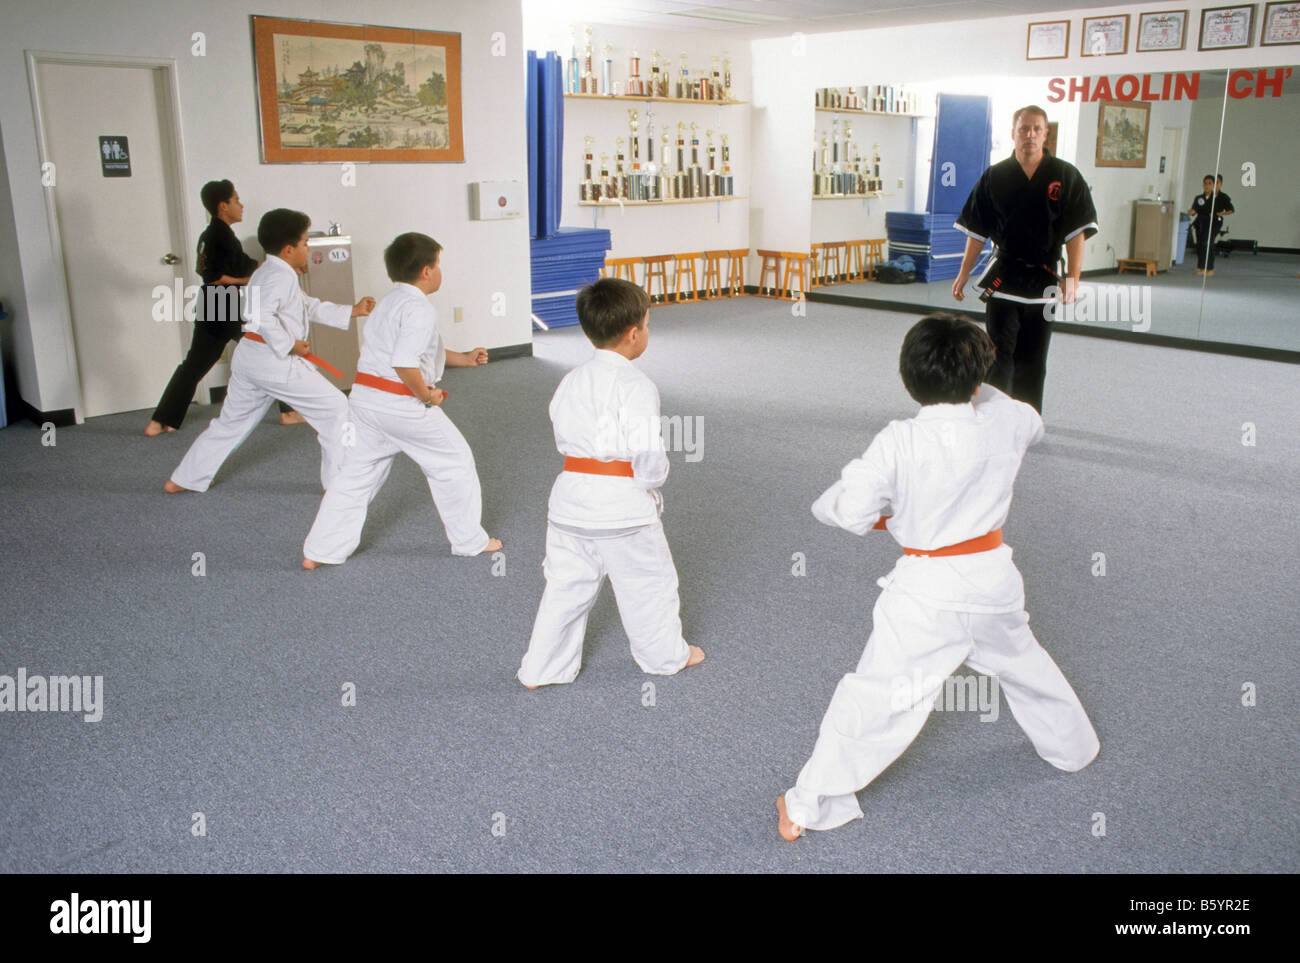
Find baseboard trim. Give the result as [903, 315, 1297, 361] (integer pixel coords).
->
[18, 399, 76, 427]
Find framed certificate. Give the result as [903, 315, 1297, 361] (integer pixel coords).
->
[1136, 10, 1190, 51]
[1261, 1, 1300, 44]
[1082, 15, 1130, 55]
[1027, 20, 1070, 60]
[1198, 4, 1256, 50]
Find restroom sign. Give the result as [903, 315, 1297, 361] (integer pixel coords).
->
[99, 136, 131, 177]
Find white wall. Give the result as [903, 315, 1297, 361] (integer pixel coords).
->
[750, 1, 1299, 275]
[1, 0, 530, 417]
[524, 21, 752, 266]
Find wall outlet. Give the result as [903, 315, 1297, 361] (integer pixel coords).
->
[453, 306, 464, 323]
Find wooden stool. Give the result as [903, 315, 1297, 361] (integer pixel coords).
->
[673, 253, 701, 303]
[823, 242, 845, 284]
[809, 243, 824, 288]
[1116, 258, 1157, 277]
[726, 248, 747, 296]
[702, 250, 726, 299]
[642, 255, 671, 304]
[780, 251, 810, 301]
[604, 257, 639, 283]
[756, 249, 783, 298]
[864, 239, 887, 280]
[845, 240, 868, 281]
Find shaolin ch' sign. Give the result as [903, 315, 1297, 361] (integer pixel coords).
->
[1047, 68, 1293, 103]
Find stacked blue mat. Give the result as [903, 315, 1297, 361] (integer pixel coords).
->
[530, 228, 611, 328]
[885, 211, 967, 282]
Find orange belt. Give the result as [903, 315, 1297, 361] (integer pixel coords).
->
[873, 516, 1003, 557]
[353, 371, 417, 398]
[243, 332, 343, 379]
[563, 456, 634, 477]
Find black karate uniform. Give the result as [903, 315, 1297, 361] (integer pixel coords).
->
[151, 218, 291, 428]
[955, 150, 1098, 413]
[1190, 191, 1232, 271]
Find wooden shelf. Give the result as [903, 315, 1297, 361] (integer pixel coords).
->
[815, 107, 928, 118]
[812, 193, 893, 200]
[578, 195, 745, 207]
[565, 93, 747, 105]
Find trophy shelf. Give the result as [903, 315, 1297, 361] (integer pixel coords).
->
[565, 94, 748, 105]
[812, 193, 894, 200]
[578, 196, 746, 207]
[816, 107, 930, 118]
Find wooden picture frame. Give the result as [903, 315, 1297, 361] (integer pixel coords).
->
[1095, 100, 1151, 168]
[1045, 122, 1059, 157]
[1082, 15, 1131, 56]
[251, 15, 464, 163]
[1260, 1, 1300, 45]
[1198, 4, 1257, 50]
[1027, 20, 1071, 60]
[1136, 10, 1189, 51]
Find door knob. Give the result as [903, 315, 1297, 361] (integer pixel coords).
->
[161, 253, 180, 265]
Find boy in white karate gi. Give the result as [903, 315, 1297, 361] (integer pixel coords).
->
[301, 233, 501, 565]
[518, 278, 705, 688]
[778, 314, 1099, 840]
[164, 209, 373, 493]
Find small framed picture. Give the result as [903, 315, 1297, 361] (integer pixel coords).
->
[1136, 10, 1190, 51]
[1096, 100, 1151, 169]
[1082, 15, 1130, 55]
[1027, 20, 1070, 60]
[1260, 1, 1300, 45]
[1199, 4, 1256, 50]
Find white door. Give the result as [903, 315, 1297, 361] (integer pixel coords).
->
[36, 61, 188, 418]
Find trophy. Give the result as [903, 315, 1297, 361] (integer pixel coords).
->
[566, 28, 579, 94]
[706, 130, 717, 197]
[581, 28, 596, 94]
[660, 129, 672, 200]
[643, 113, 658, 202]
[580, 135, 595, 201]
[710, 55, 721, 101]
[723, 55, 733, 101]
[677, 52, 689, 99]
[872, 143, 882, 193]
[598, 153, 610, 201]
[627, 50, 642, 97]
[612, 138, 625, 199]
[674, 123, 687, 198]
[601, 43, 613, 96]
[688, 122, 704, 198]
[627, 111, 640, 199]
[720, 133, 733, 196]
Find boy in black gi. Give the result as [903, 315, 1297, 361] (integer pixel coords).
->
[146, 180, 300, 435]
[951, 105, 1098, 414]
[1187, 175, 1234, 276]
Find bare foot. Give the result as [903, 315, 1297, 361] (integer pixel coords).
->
[776, 795, 804, 841]
[163, 480, 186, 493]
[1206, 269, 1214, 276]
[144, 420, 175, 437]
[480, 537, 503, 554]
[302, 558, 323, 570]
[280, 410, 307, 426]
[685, 644, 706, 668]
[522, 683, 538, 690]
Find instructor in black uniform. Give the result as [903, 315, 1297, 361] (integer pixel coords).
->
[951, 105, 1098, 413]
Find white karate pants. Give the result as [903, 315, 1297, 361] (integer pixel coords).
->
[518, 522, 690, 686]
[785, 589, 1100, 832]
[170, 346, 348, 492]
[302, 400, 489, 561]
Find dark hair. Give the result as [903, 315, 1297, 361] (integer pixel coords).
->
[899, 313, 996, 405]
[200, 179, 236, 217]
[257, 209, 311, 256]
[1203, 174, 1216, 182]
[575, 277, 650, 347]
[384, 232, 442, 283]
[1012, 104, 1049, 128]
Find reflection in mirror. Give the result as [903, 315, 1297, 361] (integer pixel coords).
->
[1192, 67, 1299, 351]
[806, 70, 1296, 355]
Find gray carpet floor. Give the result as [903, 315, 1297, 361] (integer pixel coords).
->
[1, 298, 1296, 873]
[835, 251, 1300, 350]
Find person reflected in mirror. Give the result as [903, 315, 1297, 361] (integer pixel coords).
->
[1188, 174, 1233, 277]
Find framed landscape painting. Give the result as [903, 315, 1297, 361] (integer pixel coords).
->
[252, 15, 464, 163]
[1095, 100, 1151, 168]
